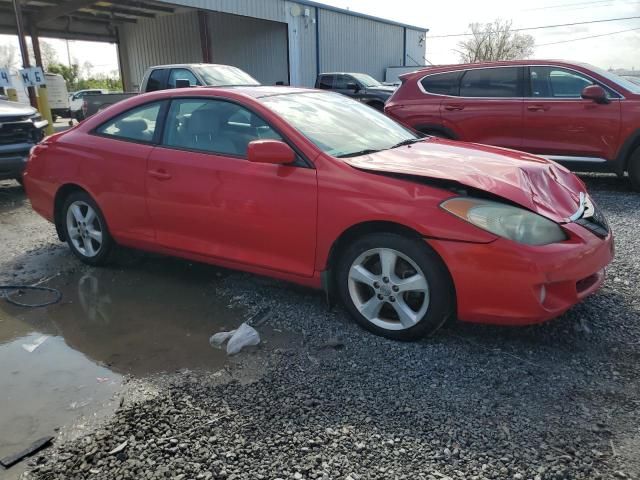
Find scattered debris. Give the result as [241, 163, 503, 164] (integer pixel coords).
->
[108, 441, 128, 455]
[248, 307, 272, 327]
[21, 335, 49, 353]
[0, 436, 54, 468]
[209, 322, 261, 355]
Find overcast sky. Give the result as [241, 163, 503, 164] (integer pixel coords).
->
[321, 0, 640, 70]
[1, 0, 638, 74]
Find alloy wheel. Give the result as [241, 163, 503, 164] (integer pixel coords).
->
[347, 248, 430, 331]
[66, 201, 103, 258]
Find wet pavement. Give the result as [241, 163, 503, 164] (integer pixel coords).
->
[0, 237, 287, 475]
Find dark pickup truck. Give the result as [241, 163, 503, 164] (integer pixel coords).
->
[82, 63, 260, 119]
[0, 100, 48, 184]
[315, 72, 396, 111]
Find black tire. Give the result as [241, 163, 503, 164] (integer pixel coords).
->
[629, 147, 640, 192]
[61, 191, 114, 266]
[335, 232, 455, 341]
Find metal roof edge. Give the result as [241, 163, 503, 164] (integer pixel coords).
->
[293, 1, 428, 32]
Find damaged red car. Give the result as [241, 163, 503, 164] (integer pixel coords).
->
[24, 87, 614, 340]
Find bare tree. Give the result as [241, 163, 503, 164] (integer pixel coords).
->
[456, 20, 535, 63]
[0, 44, 18, 69]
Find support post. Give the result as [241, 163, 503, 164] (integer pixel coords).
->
[198, 10, 211, 63]
[12, 0, 38, 108]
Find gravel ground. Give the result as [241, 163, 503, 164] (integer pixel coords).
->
[5, 175, 640, 480]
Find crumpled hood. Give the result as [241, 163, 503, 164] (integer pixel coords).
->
[0, 99, 37, 117]
[343, 138, 585, 223]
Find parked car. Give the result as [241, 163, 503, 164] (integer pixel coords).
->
[385, 60, 640, 190]
[315, 72, 395, 110]
[24, 87, 613, 340]
[69, 89, 109, 121]
[82, 63, 260, 119]
[0, 99, 48, 184]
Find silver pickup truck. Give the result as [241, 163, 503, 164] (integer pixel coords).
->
[82, 63, 260, 119]
[0, 100, 48, 184]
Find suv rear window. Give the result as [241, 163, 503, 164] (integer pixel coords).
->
[420, 71, 463, 96]
[460, 67, 520, 98]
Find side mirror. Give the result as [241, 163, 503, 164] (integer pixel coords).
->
[346, 82, 360, 92]
[247, 140, 296, 165]
[175, 78, 191, 88]
[581, 85, 609, 104]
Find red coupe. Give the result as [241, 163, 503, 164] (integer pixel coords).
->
[24, 87, 614, 340]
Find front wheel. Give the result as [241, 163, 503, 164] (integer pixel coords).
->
[62, 191, 113, 266]
[336, 232, 455, 341]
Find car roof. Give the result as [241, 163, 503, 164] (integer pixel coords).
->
[200, 86, 319, 98]
[319, 72, 368, 76]
[148, 63, 242, 69]
[405, 59, 592, 77]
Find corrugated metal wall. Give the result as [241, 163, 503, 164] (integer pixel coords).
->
[405, 28, 426, 68]
[286, 1, 317, 87]
[117, 1, 427, 89]
[317, 8, 404, 80]
[119, 11, 201, 89]
[207, 12, 289, 86]
[163, 0, 285, 22]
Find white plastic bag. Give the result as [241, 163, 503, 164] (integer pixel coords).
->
[226, 323, 260, 355]
[209, 330, 236, 349]
[209, 323, 260, 355]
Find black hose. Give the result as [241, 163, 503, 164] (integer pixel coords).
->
[0, 285, 63, 308]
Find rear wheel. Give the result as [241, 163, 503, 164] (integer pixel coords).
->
[336, 232, 455, 341]
[629, 147, 640, 192]
[62, 191, 113, 266]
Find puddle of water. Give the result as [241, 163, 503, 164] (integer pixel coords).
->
[0, 255, 285, 471]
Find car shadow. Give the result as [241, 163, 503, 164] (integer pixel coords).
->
[578, 172, 635, 193]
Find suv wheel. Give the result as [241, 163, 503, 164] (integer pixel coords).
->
[629, 147, 640, 192]
[336, 232, 455, 341]
[62, 191, 113, 265]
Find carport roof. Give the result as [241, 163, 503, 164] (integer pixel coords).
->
[0, 0, 180, 42]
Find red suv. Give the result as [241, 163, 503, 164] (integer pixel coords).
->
[385, 60, 640, 190]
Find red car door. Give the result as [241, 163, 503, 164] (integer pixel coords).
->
[76, 101, 163, 242]
[439, 66, 524, 149]
[145, 97, 318, 277]
[521, 66, 621, 162]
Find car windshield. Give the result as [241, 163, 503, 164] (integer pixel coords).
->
[193, 65, 260, 86]
[580, 63, 640, 94]
[350, 73, 382, 87]
[260, 92, 419, 158]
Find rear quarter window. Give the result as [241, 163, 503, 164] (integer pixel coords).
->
[420, 71, 463, 96]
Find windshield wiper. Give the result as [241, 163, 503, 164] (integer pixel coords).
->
[336, 149, 382, 158]
[389, 138, 423, 149]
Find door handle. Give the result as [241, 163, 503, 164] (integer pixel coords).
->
[527, 105, 549, 112]
[148, 169, 172, 181]
[444, 104, 464, 111]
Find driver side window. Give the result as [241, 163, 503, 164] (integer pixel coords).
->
[162, 98, 282, 157]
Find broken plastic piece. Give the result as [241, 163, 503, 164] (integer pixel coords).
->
[0, 436, 54, 468]
[21, 335, 49, 353]
[108, 441, 128, 455]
